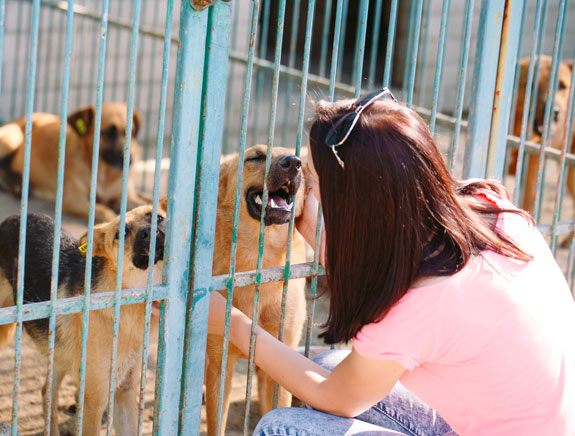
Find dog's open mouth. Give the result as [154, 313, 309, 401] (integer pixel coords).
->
[246, 181, 298, 226]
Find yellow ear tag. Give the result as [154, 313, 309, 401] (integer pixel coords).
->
[78, 243, 87, 254]
[76, 119, 87, 136]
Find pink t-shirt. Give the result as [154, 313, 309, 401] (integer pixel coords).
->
[353, 190, 575, 436]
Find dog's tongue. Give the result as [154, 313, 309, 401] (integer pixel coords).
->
[268, 195, 290, 211]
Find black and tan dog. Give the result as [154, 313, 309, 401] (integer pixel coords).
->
[0, 102, 149, 223]
[510, 55, 574, 213]
[205, 145, 307, 436]
[0, 199, 166, 436]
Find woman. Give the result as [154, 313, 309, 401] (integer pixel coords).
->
[208, 89, 575, 435]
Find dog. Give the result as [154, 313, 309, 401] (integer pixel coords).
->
[0, 199, 167, 436]
[0, 102, 150, 223]
[510, 55, 573, 213]
[205, 145, 307, 436]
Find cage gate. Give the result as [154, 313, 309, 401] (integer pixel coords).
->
[0, 0, 574, 436]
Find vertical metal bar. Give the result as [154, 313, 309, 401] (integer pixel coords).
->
[280, 0, 301, 148]
[12, 2, 40, 434]
[179, 2, 231, 433]
[449, 0, 475, 174]
[0, 0, 5, 96]
[507, 0, 529, 135]
[250, 0, 271, 144]
[328, 0, 344, 100]
[512, 0, 544, 207]
[51, 11, 66, 114]
[110, 0, 126, 101]
[154, 3, 209, 435]
[244, 1, 286, 433]
[216, 2, 260, 433]
[367, 0, 383, 90]
[550, 53, 575, 252]
[304, 208, 323, 357]
[485, 0, 525, 180]
[138, 2, 174, 434]
[319, 0, 332, 79]
[429, 0, 451, 136]
[273, 0, 316, 409]
[105, 0, 142, 433]
[462, 0, 505, 179]
[405, 0, 423, 108]
[381, 0, 398, 89]
[416, 0, 432, 106]
[402, 0, 417, 96]
[532, 0, 568, 222]
[568, 237, 575, 293]
[10, 1, 24, 117]
[335, 0, 348, 86]
[352, 0, 369, 97]
[44, 1, 75, 434]
[76, 0, 110, 433]
[222, 0, 241, 154]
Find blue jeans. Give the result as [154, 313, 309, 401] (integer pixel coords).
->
[253, 350, 456, 436]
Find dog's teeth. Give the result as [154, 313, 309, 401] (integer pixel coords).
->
[255, 195, 262, 205]
[288, 202, 294, 210]
[270, 198, 278, 208]
[282, 186, 290, 195]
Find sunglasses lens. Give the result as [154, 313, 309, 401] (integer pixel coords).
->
[325, 112, 356, 146]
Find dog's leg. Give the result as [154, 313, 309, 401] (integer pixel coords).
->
[113, 365, 140, 436]
[205, 342, 237, 436]
[82, 342, 112, 436]
[42, 367, 65, 436]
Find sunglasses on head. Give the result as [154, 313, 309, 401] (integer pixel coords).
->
[324, 88, 398, 169]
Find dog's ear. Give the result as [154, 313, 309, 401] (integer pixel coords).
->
[132, 111, 141, 138]
[78, 223, 109, 257]
[564, 59, 573, 73]
[68, 106, 95, 137]
[159, 197, 168, 213]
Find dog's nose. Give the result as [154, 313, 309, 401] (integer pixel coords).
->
[553, 106, 560, 123]
[278, 156, 302, 174]
[137, 226, 151, 243]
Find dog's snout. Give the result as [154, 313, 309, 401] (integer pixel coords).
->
[278, 156, 302, 174]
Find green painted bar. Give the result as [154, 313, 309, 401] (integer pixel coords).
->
[217, 0, 261, 432]
[44, 1, 75, 433]
[429, 0, 451, 136]
[179, 2, 231, 433]
[382, 0, 398, 89]
[13, 1, 41, 433]
[352, 0, 369, 97]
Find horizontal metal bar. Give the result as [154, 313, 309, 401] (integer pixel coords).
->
[209, 262, 325, 292]
[537, 220, 575, 237]
[0, 285, 169, 325]
[27, 0, 179, 44]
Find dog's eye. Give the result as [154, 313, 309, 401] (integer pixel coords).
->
[559, 81, 568, 91]
[245, 153, 266, 163]
[157, 215, 164, 223]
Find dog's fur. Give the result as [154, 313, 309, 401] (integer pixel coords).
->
[0, 200, 166, 436]
[510, 55, 574, 213]
[205, 145, 307, 436]
[0, 102, 149, 223]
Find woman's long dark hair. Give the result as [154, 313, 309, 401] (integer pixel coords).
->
[309, 98, 533, 345]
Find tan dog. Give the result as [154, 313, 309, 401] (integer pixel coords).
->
[0, 199, 166, 436]
[510, 55, 573, 213]
[0, 102, 149, 223]
[205, 145, 307, 436]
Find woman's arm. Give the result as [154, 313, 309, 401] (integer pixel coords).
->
[209, 292, 405, 418]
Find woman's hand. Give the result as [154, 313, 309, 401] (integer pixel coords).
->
[208, 291, 229, 336]
[296, 190, 326, 265]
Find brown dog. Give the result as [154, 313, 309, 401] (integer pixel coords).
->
[205, 145, 307, 436]
[0, 102, 149, 223]
[0, 199, 166, 436]
[510, 55, 573, 213]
